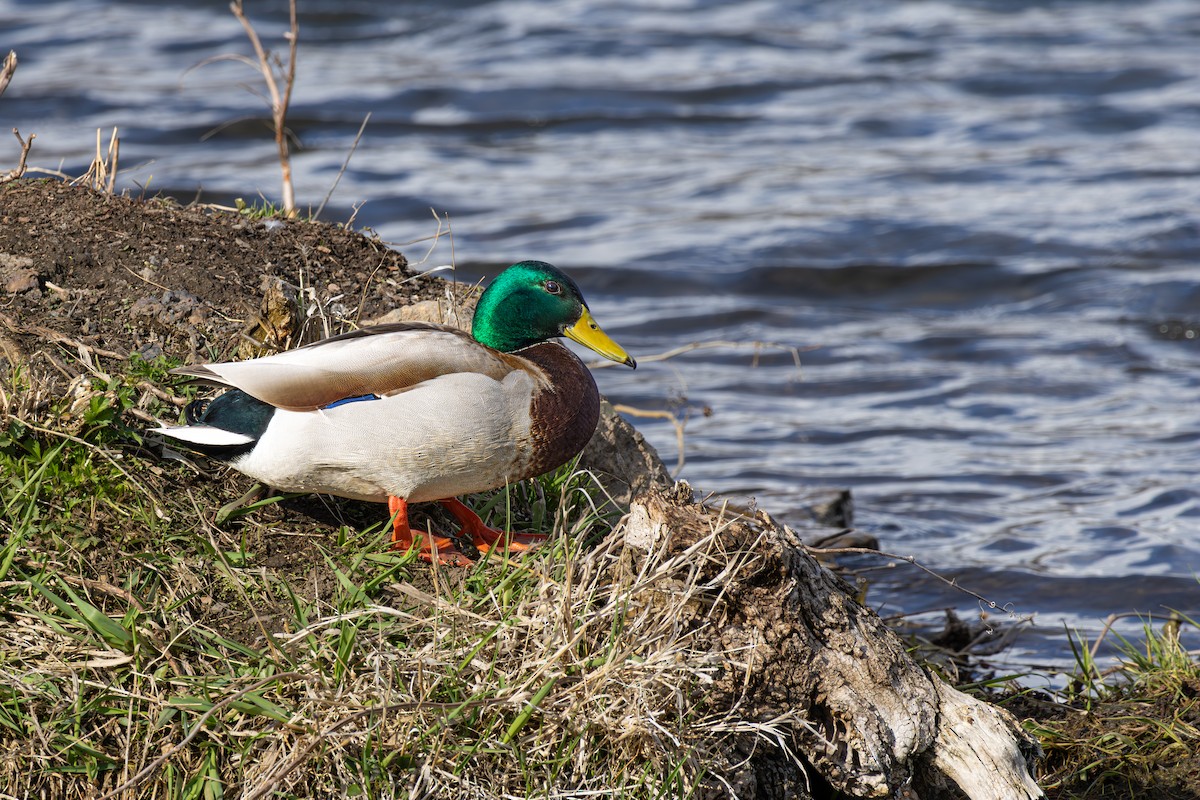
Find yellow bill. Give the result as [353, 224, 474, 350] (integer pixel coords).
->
[564, 307, 636, 368]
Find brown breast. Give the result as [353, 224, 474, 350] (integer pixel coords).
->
[518, 341, 601, 480]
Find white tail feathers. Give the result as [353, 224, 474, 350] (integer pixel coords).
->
[151, 425, 255, 447]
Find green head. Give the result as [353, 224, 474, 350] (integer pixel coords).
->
[472, 260, 635, 367]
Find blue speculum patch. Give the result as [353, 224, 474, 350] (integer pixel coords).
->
[322, 394, 380, 410]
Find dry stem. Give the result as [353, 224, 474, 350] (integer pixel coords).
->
[0, 50, 16, 98]
[613, 403, 687, 476]
[1, 127, 35, 183]
[593, 339, 810, 378]
[315, 112, 371, 220]
[806, 543, 1032, 626]
[70, 127, 120, 193]
[230, 0, 299, 216]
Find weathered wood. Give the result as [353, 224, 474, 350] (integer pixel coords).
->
[924, 680, 1044, 800]
[621, 487, 1043, 799]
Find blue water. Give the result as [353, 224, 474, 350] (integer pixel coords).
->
[5, 0, 1200, 673]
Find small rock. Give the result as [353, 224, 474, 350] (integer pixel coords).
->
[371, 298, 471, 330]
[4, 268, 38, 294]
[135, 342, 163, 361]
[1, 252, 39, 293]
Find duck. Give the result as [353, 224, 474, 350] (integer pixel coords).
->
[152, 260, 636, 566]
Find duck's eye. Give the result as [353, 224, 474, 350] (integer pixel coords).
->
[544, 279, 562, 295]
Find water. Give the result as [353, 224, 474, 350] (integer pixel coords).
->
[5, 0, 1200, 674]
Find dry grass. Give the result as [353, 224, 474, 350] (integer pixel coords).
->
[0, 347, 780, 799]
[71, 127, 120, 194]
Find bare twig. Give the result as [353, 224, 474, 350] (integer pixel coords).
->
[1, 127, 35, 183]
[230, 0, 299, 216]
[805, 543, 1029, 625]
[21, 165, 70, 180]
[315, 112, 370, 220]
[0, 50, 16, 98]
[0, 311, 126, 360]
[136, 380, 189, 408]
[105, 127, 119, 192]
[612, 403, 686, 477]
[593, 339, 811, 378]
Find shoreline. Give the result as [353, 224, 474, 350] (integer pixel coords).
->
[2, 177, 1197, 798]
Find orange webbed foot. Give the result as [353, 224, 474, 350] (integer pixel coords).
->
[388, 496, 478, 567]
[438, 497, 549, 556]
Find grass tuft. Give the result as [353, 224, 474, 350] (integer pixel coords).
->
[1019, 614, 1200, 799]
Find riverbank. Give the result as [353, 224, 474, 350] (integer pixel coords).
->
[2, 178, 1197, 798]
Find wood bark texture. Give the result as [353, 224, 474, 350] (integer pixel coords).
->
[621, 487, 1043, 800]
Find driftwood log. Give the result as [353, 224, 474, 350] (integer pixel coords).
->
[619, 486, 1043, 800]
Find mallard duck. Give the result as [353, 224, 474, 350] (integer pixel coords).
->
[152, 260, 635, 565]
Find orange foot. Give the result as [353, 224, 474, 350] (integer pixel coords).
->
[439, 497, 549, 556]
[388, 496, 477, 567]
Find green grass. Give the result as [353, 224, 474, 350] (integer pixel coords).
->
[0, 358, 724, 799]
[233, 196, 288, 220]
[1012, 615, 1200, 799]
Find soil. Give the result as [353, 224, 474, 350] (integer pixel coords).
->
[0, 178, 444, 366]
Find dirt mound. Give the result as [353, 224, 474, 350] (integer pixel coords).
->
[0, 179, 444, 371]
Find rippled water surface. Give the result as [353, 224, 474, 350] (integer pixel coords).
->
[6, 0, 1200, 670]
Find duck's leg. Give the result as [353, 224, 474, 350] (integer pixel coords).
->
[438, 497, 549, 555]
[388, 496, 476, 567]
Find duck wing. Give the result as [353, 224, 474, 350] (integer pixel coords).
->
[172, 323, 523, 411]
